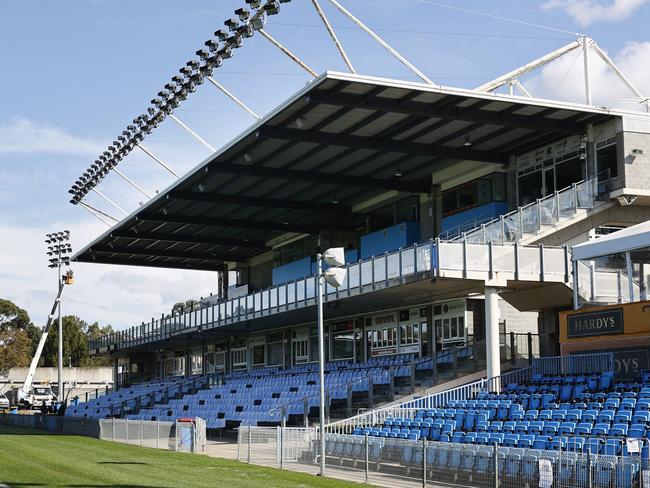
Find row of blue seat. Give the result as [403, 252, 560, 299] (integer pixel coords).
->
[324, 434, 643, 487]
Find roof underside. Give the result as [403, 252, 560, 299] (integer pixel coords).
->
[74, 73, 616, 271]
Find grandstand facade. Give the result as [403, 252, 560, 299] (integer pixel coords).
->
[77, 72, 650, 392]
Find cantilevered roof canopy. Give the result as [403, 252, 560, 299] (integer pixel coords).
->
[572, 221, 650, 261]
[74, 72, 620, 271]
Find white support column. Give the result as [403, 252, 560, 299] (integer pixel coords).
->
[626, 251, 635, 302]
[485, 287, 501, 382]
[582, 36, 592, 105]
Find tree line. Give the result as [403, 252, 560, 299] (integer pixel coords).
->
[0, 298, 113, 376]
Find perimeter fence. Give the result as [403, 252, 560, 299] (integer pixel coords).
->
[0, 414, 195, 452]
[238, 427, 650, 488]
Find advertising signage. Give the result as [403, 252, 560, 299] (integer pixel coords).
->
[567, 308, 624, 338]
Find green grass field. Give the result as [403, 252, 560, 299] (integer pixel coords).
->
[0, 425, 363, 488]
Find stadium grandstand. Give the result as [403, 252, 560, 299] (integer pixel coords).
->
[55, 0, 650, 486]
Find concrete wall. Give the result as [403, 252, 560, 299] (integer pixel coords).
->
[499, 300, 538, 335]
[621, 118, 650, 191]
[1, 367, 112, 388]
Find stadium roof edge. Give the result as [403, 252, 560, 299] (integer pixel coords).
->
[72, 71, 638, 271]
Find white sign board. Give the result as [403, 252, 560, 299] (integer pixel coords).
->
[538, 459, 553, 488]
[626, 438, 641, 454]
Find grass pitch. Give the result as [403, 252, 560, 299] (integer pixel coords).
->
[0, 425, 363, 488]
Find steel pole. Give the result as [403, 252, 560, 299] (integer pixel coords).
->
[168, 114, 216, 152]
[326, 0, 434, 85]
[136, 144, 180, 178]
[57, 251, 63, 404]
[91, 188, 128, 216]
[582, 36, 592, 105]
[317, 253, 326, 476]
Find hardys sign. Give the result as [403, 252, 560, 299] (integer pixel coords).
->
[567, 308, 624, 338]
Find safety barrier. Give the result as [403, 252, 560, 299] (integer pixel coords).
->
[325, 367, 532, 435]
[0, 413, 193, 452]
[532, 353, 615, 376]
[0, 413, 101, 438]
[90, 239, 574, 353]
[325, 351, 612, 436]
[238, 427, 650, 488]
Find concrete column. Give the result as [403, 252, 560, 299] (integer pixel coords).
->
[485, 287, 501, 381]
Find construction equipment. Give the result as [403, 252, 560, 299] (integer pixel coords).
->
[12, 272, 73, 409]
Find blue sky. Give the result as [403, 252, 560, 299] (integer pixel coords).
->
[1, 0, 649, 329]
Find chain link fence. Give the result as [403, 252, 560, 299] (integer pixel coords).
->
[239, 427, 650, 488]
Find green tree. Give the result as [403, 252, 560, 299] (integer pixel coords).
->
[0, 328, 32, 375]
[0, 299, 35, 375]
[81, 322, 114, 367]
[0, 298, 31, 331]
[42, 316, 89, 368]
[42, 316, 114, 368]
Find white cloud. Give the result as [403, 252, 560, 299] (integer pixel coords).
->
[0, 116, 103, 154]
[0, 221, 218, 330]
[541, 0, 649, 27]
[525, 41, 650, 110]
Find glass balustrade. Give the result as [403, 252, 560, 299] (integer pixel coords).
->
[90, 238, 583, 351]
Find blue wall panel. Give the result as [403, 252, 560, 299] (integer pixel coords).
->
[441, 202, 508, 234]
[273, 249, 360, 286]
[272, 257, 312, 286]
[360, 221, 421, 259]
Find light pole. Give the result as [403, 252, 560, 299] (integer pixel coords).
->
[316, 247, 347, 476]
[46, 230, 72, 404]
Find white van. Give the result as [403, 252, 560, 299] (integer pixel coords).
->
[0, 392, 10, 409]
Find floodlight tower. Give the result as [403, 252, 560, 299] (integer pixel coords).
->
[46, 230, 72, 402]
[316, 247, 347, 476]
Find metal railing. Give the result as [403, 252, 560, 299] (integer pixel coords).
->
[239, 427, 649, 488]
[454, 178, 599, 244]
[269, 342, 485, 426]
[89, 239, 577, 353]
[324, 351, 610, 436]
[325, 367, 532, 435]
[0, 413, 194, 453]
[532, 353, 615, 376]
[99, 417, 179, 451]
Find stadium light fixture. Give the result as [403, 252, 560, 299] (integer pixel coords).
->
[315, 247, 347, 476]
[45, 230, 72, 406]
[69, 0, 297, 211]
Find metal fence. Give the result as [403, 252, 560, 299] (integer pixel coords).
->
[0, 413, 194, 452]
[325, 367, 533, 435]
[98, 418, 178, 450]
[239, 428, 650, 488]
[90, 238, 574, 354]
[532, 352, 615, 376]
[0, 413, 102, 437]
[325, 352, 612, 436]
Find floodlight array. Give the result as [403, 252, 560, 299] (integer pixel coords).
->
[45, 231, 72, 268]
[68, 0, 290, 206]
